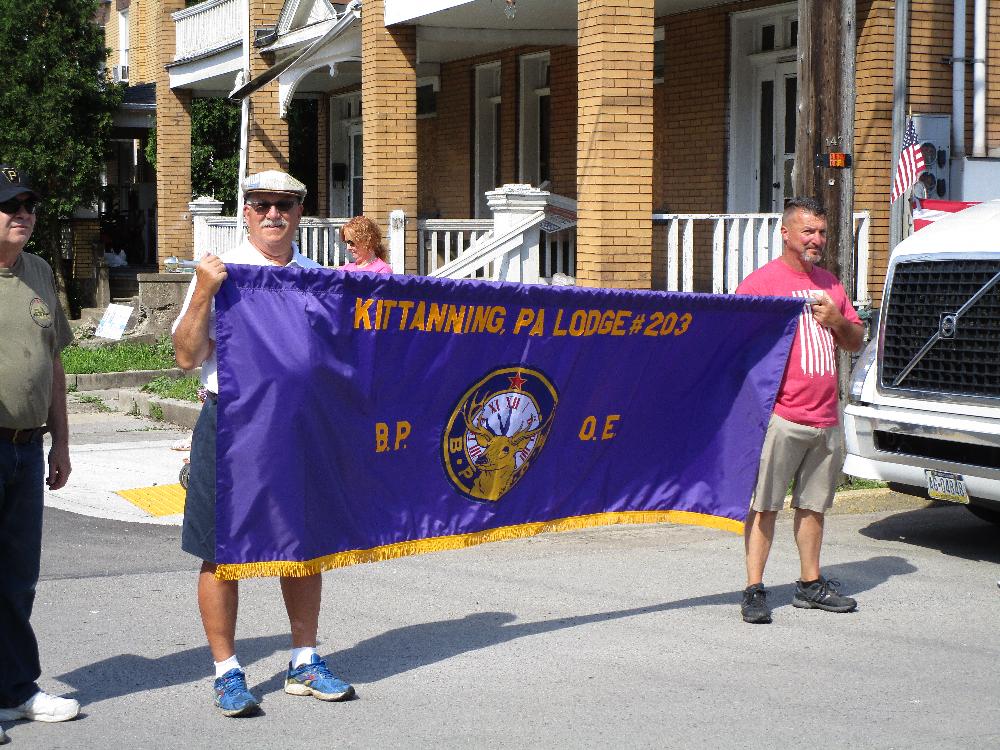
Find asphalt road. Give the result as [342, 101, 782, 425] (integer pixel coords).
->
[5, 397, 999, 748]
[3, 499, 995, 749]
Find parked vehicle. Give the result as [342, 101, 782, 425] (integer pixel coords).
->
[843, 200, 1000, 523]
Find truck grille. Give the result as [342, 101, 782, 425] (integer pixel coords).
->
[880, 259, 1000, 399]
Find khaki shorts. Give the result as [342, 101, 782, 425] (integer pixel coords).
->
[750, 413, 844, 513]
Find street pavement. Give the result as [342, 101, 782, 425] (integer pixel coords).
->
[5, 395, 1000, 748]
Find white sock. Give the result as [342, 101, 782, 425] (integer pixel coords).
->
[214, 655, 241, 678]
[291, 646, 318, 669]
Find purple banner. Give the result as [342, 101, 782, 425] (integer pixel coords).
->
[212, 266, 800, 578]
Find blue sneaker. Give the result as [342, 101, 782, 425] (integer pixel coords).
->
[285, 654, 355, 701]
[213, 668, 259, 717]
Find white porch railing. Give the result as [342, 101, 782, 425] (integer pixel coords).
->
[173, 0, 241, 61]
[417, 219, 493, 276]
[653, 211, 872, 304]
[196, 217, 351, 266]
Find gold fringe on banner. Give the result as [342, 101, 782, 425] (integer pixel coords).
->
[214, 510, 744, 580]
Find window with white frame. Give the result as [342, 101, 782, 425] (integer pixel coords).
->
[117, 9, 129, 81]
[518, 52, 550, 188]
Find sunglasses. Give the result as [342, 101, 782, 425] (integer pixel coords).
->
[245, 198, 299, 214]
[0, 196, 38, 215]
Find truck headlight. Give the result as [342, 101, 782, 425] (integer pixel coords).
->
[848, 337, 877, 405]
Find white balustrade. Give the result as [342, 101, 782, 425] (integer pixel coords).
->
[173, 0, 241, 61]
[653, 211, 872, 303]
[418, 219, 494, 276]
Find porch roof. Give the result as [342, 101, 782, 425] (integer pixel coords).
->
[385, 0, 726, 28]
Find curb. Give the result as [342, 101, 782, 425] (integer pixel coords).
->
[116, 390, 201, 430]
[68, 367, 200, 392]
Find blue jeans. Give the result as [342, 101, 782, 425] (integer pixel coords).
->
[0, 437, 44, 708]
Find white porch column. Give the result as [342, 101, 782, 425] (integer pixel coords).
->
[486, 184, 547, 284]
[189, 196, 225, 259]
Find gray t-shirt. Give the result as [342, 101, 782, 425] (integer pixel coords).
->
[0, 252, 73, 428]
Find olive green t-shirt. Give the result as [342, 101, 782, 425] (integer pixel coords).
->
[0, 252, 73, 428]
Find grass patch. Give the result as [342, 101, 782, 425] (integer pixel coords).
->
[141, 375, 201, 403]
[838, 475, 888, 492]
[149, 403, 165, 422]
[61, 337, 176, 374]
[77, 394, 111, 412]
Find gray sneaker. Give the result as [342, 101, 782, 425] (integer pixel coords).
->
[741, 583, 772, 624]
[1, 723, 8, 744]
[793, 577, 857, 613]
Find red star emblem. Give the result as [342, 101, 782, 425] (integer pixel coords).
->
[508, 372, 527, 390]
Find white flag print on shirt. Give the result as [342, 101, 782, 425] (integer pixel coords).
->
[793, 290, 836, 377]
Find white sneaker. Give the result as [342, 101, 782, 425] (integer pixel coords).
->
[0, 691, 80, 723]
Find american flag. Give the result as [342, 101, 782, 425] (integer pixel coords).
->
[891, 118, 925, 204]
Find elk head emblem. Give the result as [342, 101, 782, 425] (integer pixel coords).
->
[443, 366, 559, 503]
[462, 392, 550, 501]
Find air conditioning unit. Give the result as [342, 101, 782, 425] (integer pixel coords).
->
[112, 64, 129, 83]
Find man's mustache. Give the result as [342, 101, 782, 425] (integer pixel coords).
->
[260, 218, 288, 228]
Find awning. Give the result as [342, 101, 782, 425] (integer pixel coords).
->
[228, 0, 361, 102]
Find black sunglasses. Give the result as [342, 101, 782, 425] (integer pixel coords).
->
[0, 196, 38, 215]
[245, 198, 298, 214]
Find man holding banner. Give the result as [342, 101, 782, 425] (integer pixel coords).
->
[736, 197, 863, 625]
[172, 170, 354, 717]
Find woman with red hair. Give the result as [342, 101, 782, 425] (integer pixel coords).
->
[339, 216, 392, 274]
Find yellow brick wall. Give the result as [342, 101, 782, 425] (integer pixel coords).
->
[576, 0, 655, 289]
[71, 219, 101, 283]
[153, 0, 192, 263]
[362, 6, 418, 269]
[248, 1, 288, 173]
[103, 1, 153, 84]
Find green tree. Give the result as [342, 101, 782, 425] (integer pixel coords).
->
[0, 0, 123, 296]
[146, 98, 241, 212]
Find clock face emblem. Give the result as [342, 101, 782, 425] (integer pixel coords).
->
[442, 366, 558, 503]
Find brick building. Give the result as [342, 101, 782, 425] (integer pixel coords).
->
[94, 0, 1000, 306]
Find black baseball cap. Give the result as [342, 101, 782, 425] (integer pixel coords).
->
[0, 165, 40, 202]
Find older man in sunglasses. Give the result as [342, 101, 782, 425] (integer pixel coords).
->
[172, 170, 353, 718]
[0, 166, 80, 735]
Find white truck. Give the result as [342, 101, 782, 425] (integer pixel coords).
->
[843, 199, 1000, 523]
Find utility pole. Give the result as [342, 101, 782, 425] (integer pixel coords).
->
[794, 0, 857, 297]
[795, 0, 859, 407]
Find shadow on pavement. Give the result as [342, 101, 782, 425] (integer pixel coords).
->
[310, 554, 913, 687]
[59, 555, 915, 700]
[56, 634, 287, 704]
[858, 503, 1000, 563]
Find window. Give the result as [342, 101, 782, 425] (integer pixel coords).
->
[653, 27, 666, 83]
[416, 76, 439, 118]
[117, 9, 130, 81]
[518, 52, 550, 188]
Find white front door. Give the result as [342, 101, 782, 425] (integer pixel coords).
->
[727, 4, 799, 213]
[756, 61, 797, 212]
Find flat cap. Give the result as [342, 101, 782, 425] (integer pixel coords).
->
[242, 170, 307, 199]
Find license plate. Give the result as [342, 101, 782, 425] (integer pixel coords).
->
[925, 470, 969, 504]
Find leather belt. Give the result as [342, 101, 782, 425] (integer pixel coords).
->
[0, 426, 48, 444]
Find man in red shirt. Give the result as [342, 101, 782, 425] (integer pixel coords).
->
[735, 197, 864, 624]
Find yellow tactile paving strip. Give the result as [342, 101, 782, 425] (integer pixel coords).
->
[116, 484, 186, 517]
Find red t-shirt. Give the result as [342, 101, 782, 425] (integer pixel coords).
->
[736, 258, 861, 428]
